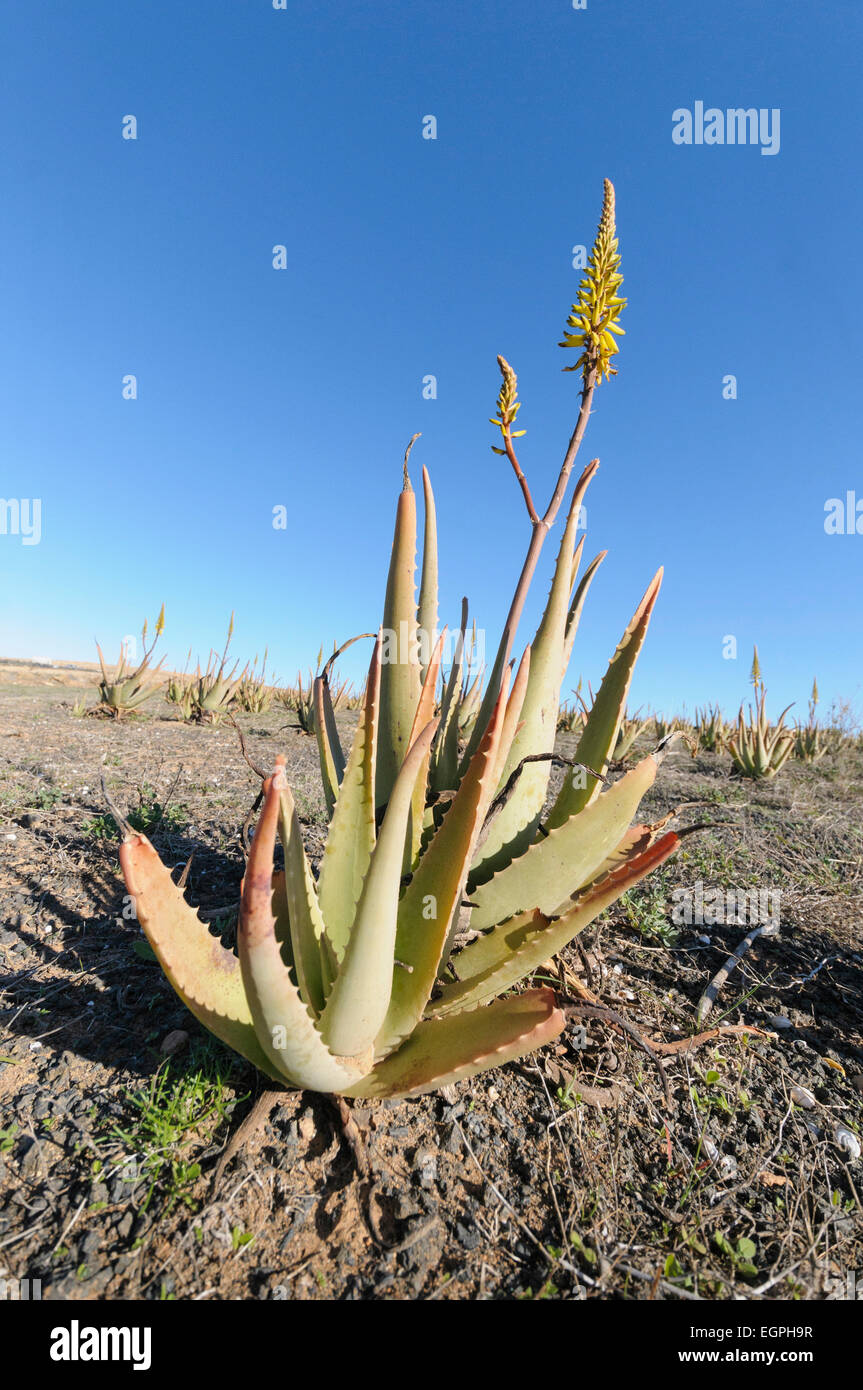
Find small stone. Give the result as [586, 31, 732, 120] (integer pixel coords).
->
[455, 1220, 480, 1250]
[159, 1029, 188, 1057]
[79, 1231, 102, 1259]
[414, 1148, 438, 1191]
[833, 1126, 861, 1160]
[18, 1140, 45, 1181]
[791, 1085, 816, 1110]
[768, 1015, 793, 1030]
[115, 1211, 135, 1240]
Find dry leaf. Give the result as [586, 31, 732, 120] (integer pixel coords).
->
[758, 1171, 789, 1188]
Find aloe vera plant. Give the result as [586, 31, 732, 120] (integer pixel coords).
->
[557, 701, 584, 735]
[694, 704, 726, 752]
[187, 615, 246, 723]
[612, 712, 648, 761]
[118, 636, 679, 1097]
[728, 652, 794, 779]
[237, 652, 273, 715]
[95, 607, 166, 718]
[653, 715, 680, 742]
[114, 179, 680, 1099]
[794, 679, 824, 762]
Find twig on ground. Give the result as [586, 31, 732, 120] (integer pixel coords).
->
[562, 1000, 672, 1108]
[646, 1023, 775, 1056]
[696, 924, 779, 1025]
[211, 1088, 285, 1192]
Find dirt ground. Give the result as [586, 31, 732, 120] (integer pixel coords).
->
[1, 668, 861, 1302]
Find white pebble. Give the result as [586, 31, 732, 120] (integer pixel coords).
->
[791, 1085, 816, 1109]
[29, 1041, 42, 1051]
[833, 1126, 861, 1160]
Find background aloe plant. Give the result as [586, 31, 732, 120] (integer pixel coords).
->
[728, 650, 794, 779]
[794, 679, 824, 762]
[115, 179, 681, 1100]
[188, 615, 246, 723]
[612, 712, 648, 762]
[95, 606, 166, 718]
[694, 704, 726, 753]
[236, 651, 274, 715]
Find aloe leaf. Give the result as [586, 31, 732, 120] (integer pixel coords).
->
[374, 674, 512, 1056]
[270, 869, 293, 964]
[319, 719, 438, 1058]
[432, 597, 468, 794]
[468, 751, 661, 932]
[238, 767, 369, 1090]
[429, 831, 680, 1017]
[562, 548, 606, 674]
[417, 464, 439, 687]
[118, 833, 282, 1082]
[471, 491, 581, 880]
[377, 465, 423, 809]
[589, 812, 675, 882]
[275, 770, 333, 1014]
[314, 675, 345, 817]
[316, 639, 380, 960]
[405, 630, 445, 874]
[344, 987, 564, 1099]
[545, 568, 663, 830]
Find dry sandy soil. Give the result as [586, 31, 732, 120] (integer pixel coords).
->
[1, 666, 862, 1302]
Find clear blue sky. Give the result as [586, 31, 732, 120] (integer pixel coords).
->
[1, 0, 860, 722]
